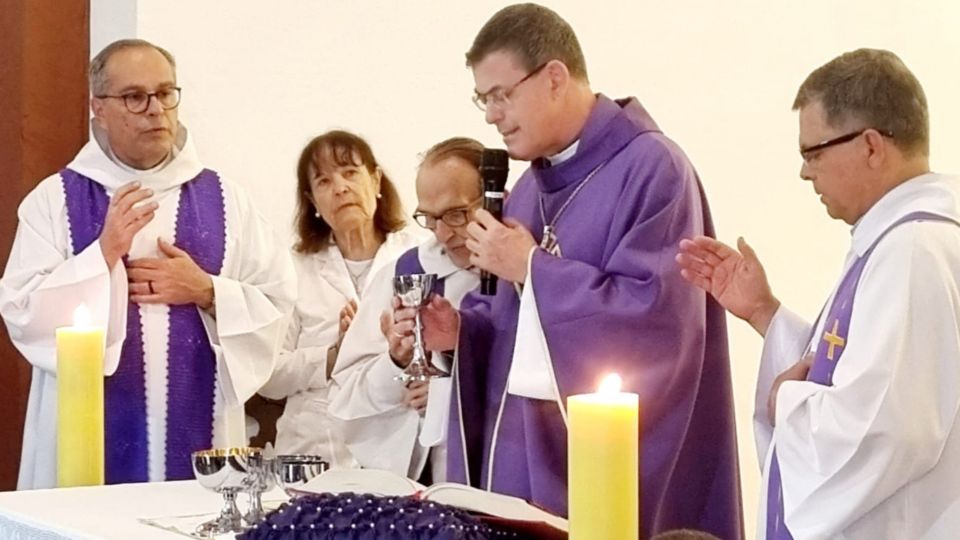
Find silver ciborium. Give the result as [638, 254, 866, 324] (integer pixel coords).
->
[273, 454, 328, 497]
[393, 273, 447, 383]
[191, 447, 260, 537]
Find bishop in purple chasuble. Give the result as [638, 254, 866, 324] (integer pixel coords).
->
[448, 95, 743, 540]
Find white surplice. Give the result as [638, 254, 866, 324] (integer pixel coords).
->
[755, 173, 960, 539]
[505, 141, 579, 404]
[0, 124, 298, 489]
[329, 236, 479, 481]
[258, 229, 424, 466]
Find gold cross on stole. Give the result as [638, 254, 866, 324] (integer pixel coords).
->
[822, 319, 846, 361]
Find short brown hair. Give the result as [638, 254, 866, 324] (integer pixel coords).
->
[793, 48, 929, 156]
[89, 39, 176, 96]
[294, 130, 405, 253]
[465, 3, 588, 82]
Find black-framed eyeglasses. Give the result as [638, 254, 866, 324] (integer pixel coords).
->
[96, 87, 182, 114]
[472, 62, 549, 112]
[799, 128, 894, 163]
[413, 198, 482, 230]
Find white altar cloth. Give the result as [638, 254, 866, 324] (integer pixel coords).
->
[0, 481, 282, 540]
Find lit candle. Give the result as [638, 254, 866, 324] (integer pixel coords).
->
[56, 304, 105, 487]
[568, 374, 640, 540]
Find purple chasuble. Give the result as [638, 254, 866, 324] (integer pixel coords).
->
[61, 168, 225, 483]
[765, 211, 957, 539]
[448, 95, 743, 539]
[396, 247, 446, 297]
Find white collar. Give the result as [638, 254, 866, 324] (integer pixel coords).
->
[851, 172, 960, 256]
[68, 121, 204, 193]
[93, 123, 185, 175]
[547, 139, 580, 166]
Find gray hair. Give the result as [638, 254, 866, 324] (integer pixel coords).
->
[466, 3, 588, 82]
[420, 137, 484, 171]
[793, 48, 929, 157]
[89, 39, 176, 96]
[419, 137, 484, 193]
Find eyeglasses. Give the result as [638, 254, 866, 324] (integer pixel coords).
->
[96, 87, 182, 114]
[413, 198, 482, 230]
[799, 128, 894, 163]
[472, 62, 549, 112]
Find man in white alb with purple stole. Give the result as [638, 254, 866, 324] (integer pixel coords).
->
[392, 5, 742, 539]
[0, 40, 296, 489]
[678, 49, 960, 539]
[330, 137, 486, 483]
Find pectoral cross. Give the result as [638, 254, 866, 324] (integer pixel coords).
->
[822, 319, 846, 361]
[540, 225, 562, 257]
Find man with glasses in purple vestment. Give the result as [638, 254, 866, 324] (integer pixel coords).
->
[0, 39, 296, 489]
[678, 49, 960, 539]
[391, 4, 743, 539]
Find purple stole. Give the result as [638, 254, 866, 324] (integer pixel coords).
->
[766, 211, 957, 539]
[61, 168, 226, 483]
[395, 247, 446, 297]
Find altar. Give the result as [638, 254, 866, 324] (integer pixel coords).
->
[0, 480, 276, 540]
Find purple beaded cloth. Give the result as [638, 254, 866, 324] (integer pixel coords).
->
[239, 492, 563, 540]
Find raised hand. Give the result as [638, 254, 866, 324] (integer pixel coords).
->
[465, 210, 537, 284]
[127, 238, 214, 308]
[381, 306, 415, 368]
[390, 294, 460, 353]
[339, 299, 358, 342]
[676, 236, 780, 336]
[98, 182, 158, 268]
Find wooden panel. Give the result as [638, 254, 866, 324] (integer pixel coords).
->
[0, 0, 90, 491]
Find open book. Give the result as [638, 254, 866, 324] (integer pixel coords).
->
[295, 468, 568, 538]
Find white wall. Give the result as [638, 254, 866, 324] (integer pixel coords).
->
[90, 0, 137, 59]
[91, 1, 960, 536]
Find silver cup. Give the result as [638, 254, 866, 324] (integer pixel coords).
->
[243, 453, 275, 524]
[273, 454, 328, 497]
[393, 273, 447, 383]
[191, 447, 260, 537]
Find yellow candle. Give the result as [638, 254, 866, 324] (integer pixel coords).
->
[568, 374, 640, 540]
[56, 304, 105, 487]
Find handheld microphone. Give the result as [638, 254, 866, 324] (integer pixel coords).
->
[480, 148, 509, 296]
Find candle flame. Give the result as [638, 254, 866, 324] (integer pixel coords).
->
[74, 304, 91, 327]
[598, 374, 622, 394]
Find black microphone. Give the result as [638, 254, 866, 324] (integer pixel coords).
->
[480, 148, 509, 296]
